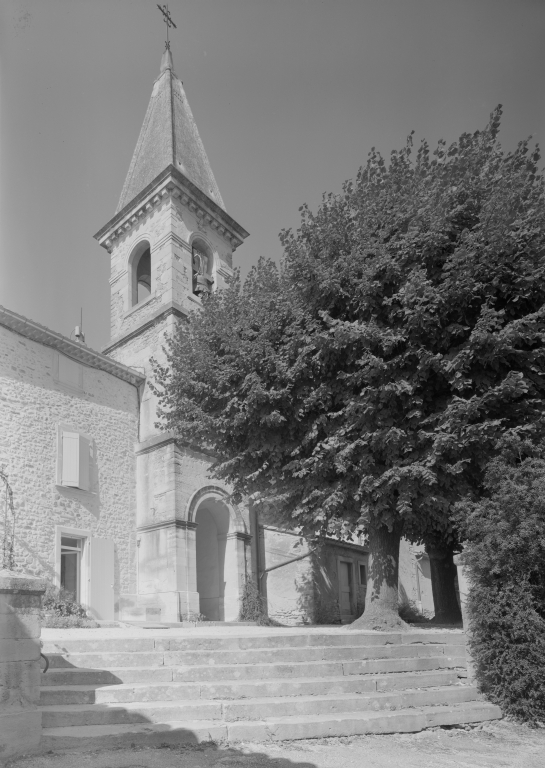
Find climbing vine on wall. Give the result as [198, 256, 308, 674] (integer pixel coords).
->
[1, 467, 16, 570]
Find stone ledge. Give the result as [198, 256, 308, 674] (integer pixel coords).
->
[102, 301, 188, 355]
[0, 569, 47, 595]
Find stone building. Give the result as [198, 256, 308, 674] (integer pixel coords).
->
[0, 49, 433, 625]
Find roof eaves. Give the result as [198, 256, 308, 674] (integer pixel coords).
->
[0, 305, 145, 387]
[94, 165, 249, 248]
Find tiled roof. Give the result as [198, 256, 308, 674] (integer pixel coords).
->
[116, 48, 225, 213]
[0, 305, 145, 387]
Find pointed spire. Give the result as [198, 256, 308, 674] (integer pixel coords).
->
[116, 50, 225, 213]
[160, 46, 173, 73]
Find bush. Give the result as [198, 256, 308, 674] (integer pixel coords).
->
[455, 450, 545, 724]
[41, 583, 99, 628]
[238, 576, 276, 626]
[398, 598, 431, 624]
[42, 614, 99, 628]
[181, 612, 207, 623]
[313, 594, 341, 625]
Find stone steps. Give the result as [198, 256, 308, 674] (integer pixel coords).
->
[42, 643, 466, 670]
[40, 655, 465, 687]
[40, 669, 461, 705]
[40, 701, 501, 750]
[39, 629, 501, 749]
[43, 643, 465, 668]
[41, 686, 480, 728]
[40, 630, 466, 654]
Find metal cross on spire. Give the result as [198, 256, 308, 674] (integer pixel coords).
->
[157, 4, 177, 50]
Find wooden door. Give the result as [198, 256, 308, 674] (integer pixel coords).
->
[339, 561, 353, 616]
[88, 537, 115, 620]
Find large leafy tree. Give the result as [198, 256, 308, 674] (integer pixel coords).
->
[153, 108, 545, 629]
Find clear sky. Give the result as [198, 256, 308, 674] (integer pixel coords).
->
[1, 0, 544, 351]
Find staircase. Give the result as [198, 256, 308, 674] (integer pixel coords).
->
[39, 629, 501, 749]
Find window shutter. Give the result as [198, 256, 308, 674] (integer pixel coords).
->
[61, 431, 91, 490]
[62, 432, 80, 487]
[78, 435, 91, 491]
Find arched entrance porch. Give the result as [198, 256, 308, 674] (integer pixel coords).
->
[189, 488, 250, 622]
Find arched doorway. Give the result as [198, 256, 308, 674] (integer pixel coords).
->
[195, 498, 230, 620]
[192, 492, 249, 622]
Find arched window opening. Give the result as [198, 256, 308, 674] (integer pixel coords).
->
[131, 243, 152, 307]
[192, 240, 214, 296]
[136, 248, 151, 304]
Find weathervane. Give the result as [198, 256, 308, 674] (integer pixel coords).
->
[157, 4, 177, 50]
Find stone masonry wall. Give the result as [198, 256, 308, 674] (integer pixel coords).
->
[260, 528, 369, 626]
[0, 570, 46, 760]
[107, 195, 233, 342]
[0, 325, 139, 609]
[260, 526, 431, 625]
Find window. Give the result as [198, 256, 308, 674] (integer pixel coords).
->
[338, 559, 354, 619]
[57, 427, 93, 491]
[129, 241, 152, 307]
[192, 239, 214, 296]
[60, 536, 83, 601]
[359, 562, 367, 586]
[135, 248, 151, 304]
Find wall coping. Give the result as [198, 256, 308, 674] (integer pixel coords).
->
[0, 569, 47, 594]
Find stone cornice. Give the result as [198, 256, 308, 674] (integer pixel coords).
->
[134, 432, 178, 456]
[94, 165, 249, 254]
[0, 305, 145, 388]
[102, 301, 188, 355]
[134, 430, 217, 461]
[226, 532, 252, 542]
[137, 519, 198, 534]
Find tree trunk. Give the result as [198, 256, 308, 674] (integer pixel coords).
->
[348, 523, 408, 631]
[426, 545, 463, 625]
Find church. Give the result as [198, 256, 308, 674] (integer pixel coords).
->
[0, 48, 433, 625]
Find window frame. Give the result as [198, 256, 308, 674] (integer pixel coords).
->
[54, 524, 91, 606]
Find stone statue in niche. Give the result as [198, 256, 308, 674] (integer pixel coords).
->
[192, 246, 214, 296]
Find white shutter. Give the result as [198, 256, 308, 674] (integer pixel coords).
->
[88, 537, 115, 620]
[62, 432, 80, 487]
[78, 435, 91, 491]
[61, 431, 91, 490]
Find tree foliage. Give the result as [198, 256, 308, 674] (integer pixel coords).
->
[153, 107, 545, 550]
[454, 441, 545, 723]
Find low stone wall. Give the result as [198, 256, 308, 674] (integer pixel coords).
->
[0, 569, 46, 761]
[453, 553, 475, 682]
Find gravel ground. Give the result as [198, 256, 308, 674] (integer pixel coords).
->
[6, 721, 545, 768]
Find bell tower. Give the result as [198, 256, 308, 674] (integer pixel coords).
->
[94, 48, 249, 622]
